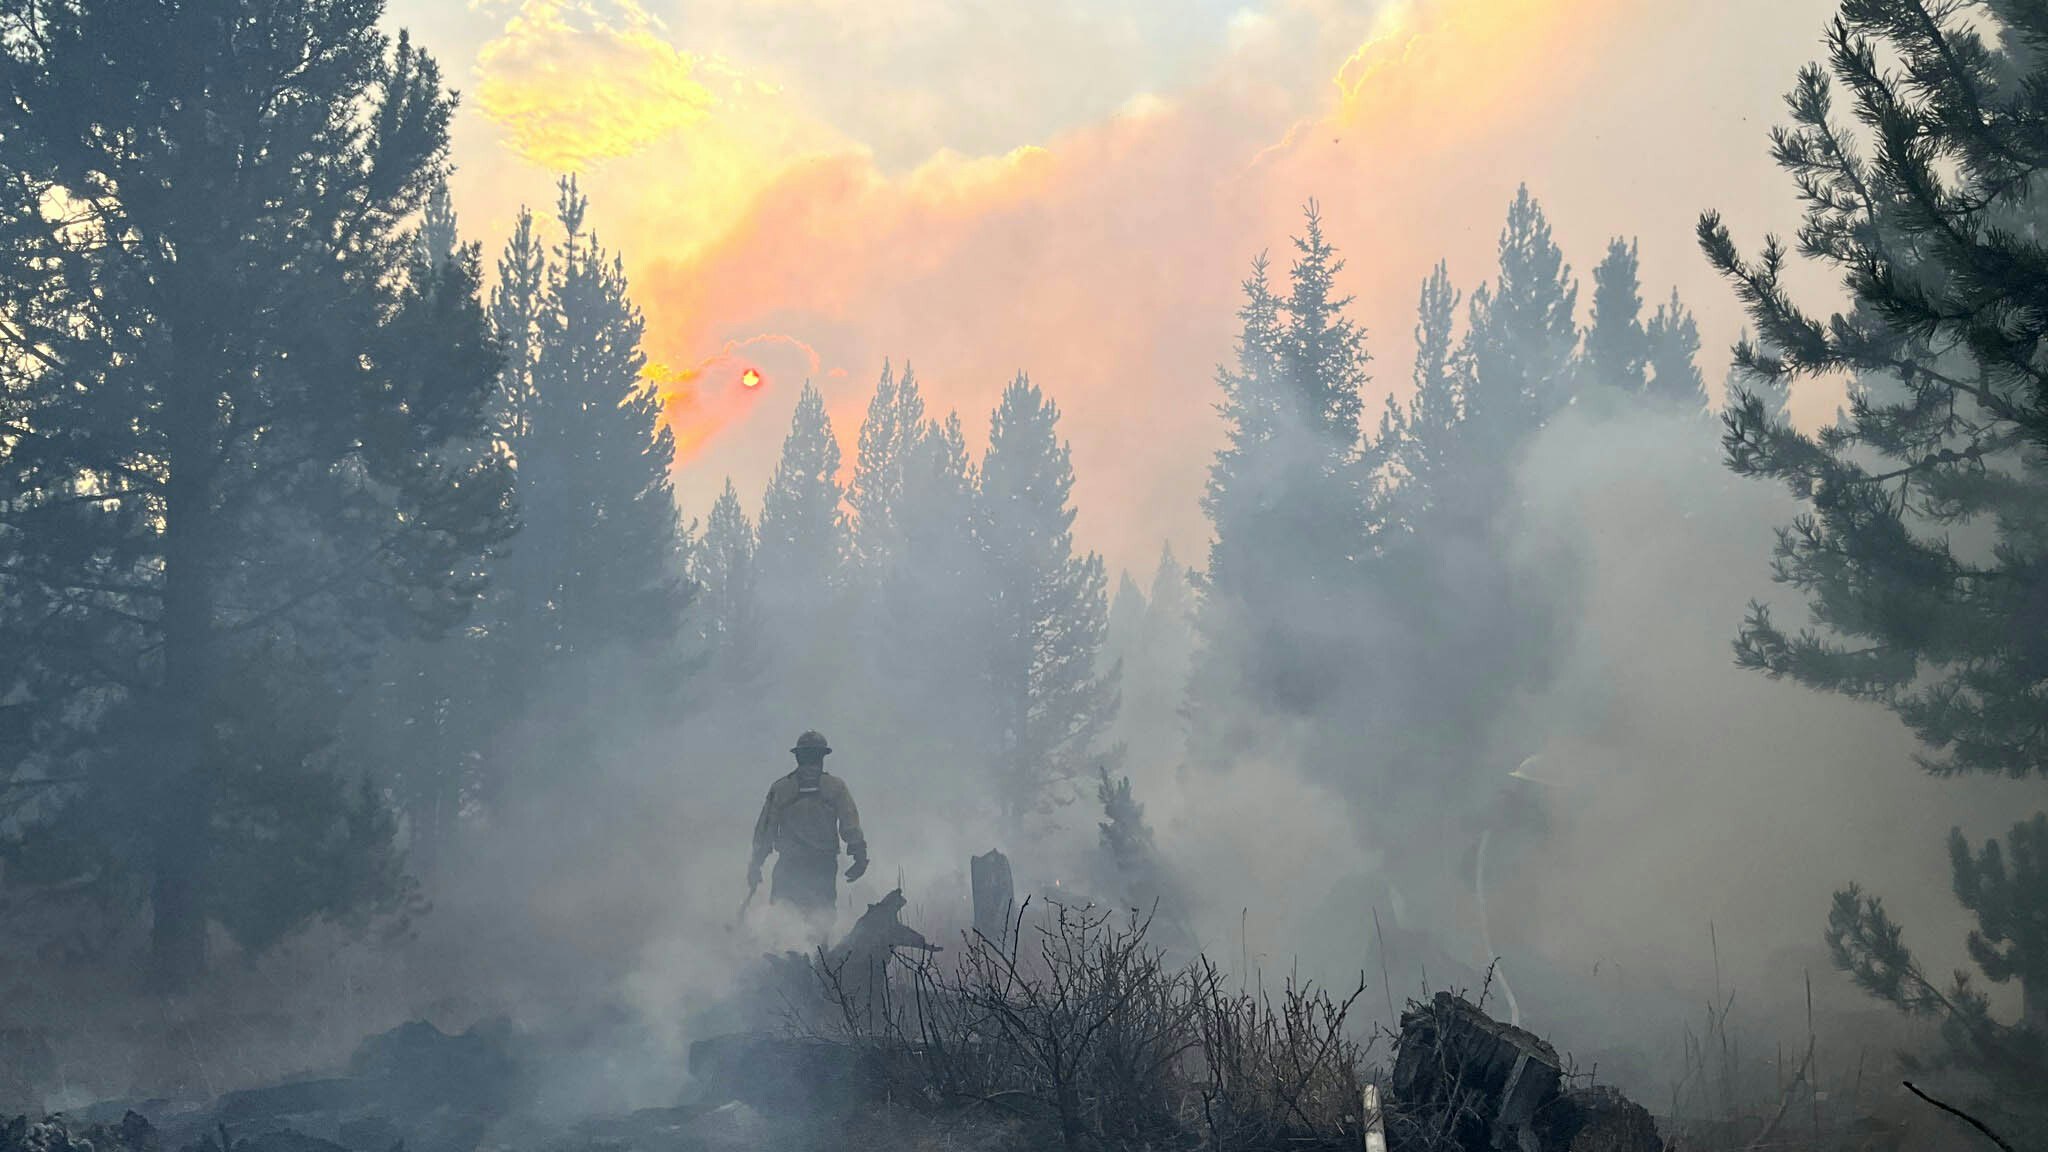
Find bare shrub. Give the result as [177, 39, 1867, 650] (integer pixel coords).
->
[814, 898, 1375, 1151]
[1188, 954, 1371, 1149]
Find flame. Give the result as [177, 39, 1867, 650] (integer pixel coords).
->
[741, 368, 763, 389]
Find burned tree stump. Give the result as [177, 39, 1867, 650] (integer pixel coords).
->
[970, 849, 1013, 947]
[1393, 991, 1562, 1151]
[822, 889, 938, 1029]
[1388, 992, 1655, 1152]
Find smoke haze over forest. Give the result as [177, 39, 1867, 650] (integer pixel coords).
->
[398, 0, 1850, 572]
[7, 1, 2048, 1149]
[362, 0, 2033, 1025]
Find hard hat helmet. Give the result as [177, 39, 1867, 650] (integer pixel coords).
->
[791, 730, 833, 757]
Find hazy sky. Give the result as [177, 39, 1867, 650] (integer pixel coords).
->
[393, 0, 1841, 575]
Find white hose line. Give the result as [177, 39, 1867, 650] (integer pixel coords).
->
[1474, 827, 1521, 1029]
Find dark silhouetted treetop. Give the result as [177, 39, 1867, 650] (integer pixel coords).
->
[1465, 184, 1579, 431]
[1584, 237, 1648, 393]
[757, 380, 848, 600]
[1644, 287, 1709, 412]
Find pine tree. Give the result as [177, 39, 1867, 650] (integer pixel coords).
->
[1094, 765, 1183, 932]
[1114, 544, 1195, 767]
[980, 375, 1118, 817]
[1582, 237, 1708, 414]
[352, 190, 501, 872]
[1363, 194, 1581, 823]
[1643, 287, 1709, 412]
[1701, 0, 2048, 1107]
[1107, 569, 1149, 664]
[692, 477, 762, 676]
[507, 175, 686, 661]
[1383, 261, 1463, 534]
[1194, 205, 1374, 727]
[0, 3, 513, 984]
[355, 179, 687, 863]
[1436, 186, 1580, 514]
[887, 407, 995, 771]
[757, 381, 848, 605]
[849, 361, 927, 577]
[901, 409, 978, 578]
[1583, 237, 1648, 392]
[1280, 202, 1373, 577]
[1146, 545, 1192, 631]
[753, 381, 849, 720]
[1097, 767, 1158, 880]
[1465, 185, 1579, 433]
[377, 202, 545, 847]
[1198, 251, 1285, 623]
[491, 207, 548, 444]
[417, 180, 461, 273]
[1282, 202, 1370, 453]
[1189, 254, 1279, 770]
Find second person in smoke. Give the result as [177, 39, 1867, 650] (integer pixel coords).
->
[748, 730, 868, 932]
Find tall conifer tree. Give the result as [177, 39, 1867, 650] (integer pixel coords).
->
[888, 407, 994, 771]
[507, 176, 685, 661]
[492, 208, 547, 442]
[980, 375, 1117, 817]
[754, 381, 849, 720]
[1465, 185, 1580, 435]
[1701, 0, 2048, 1113]
[1383, 261, 1463, 535]
[1193, 205, 1373, 732]
[368, 179, 686, 849]
[1584, 238, 1648, 392]
[757, 381, 848, 606]
[692, 477, 761, 678]
[850, 361, 927, 578]
[1367, 191, 1580, 821]
[0, 1, 513, 984]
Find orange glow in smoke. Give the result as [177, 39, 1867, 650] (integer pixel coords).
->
[741, 368, 763, 389]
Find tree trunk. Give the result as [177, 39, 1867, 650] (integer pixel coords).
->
[150, 464, 214, 991]
[150, 275, 220, 991]
[2025, 974, 2046, 1034]
[149, 792, 208, 990]
[1056, 1077, 1083, 1151]
[971, 849, 1014, 948]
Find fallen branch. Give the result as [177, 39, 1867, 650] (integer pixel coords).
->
[1902, 1080, 2015, 1152]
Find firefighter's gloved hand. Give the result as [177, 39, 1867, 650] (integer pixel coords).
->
[844, 845, 869, 882]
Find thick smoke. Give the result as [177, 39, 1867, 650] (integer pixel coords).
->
[16, 3, 2045, 1133]
[1091, 391, 2044, 1098]
[307, 349, 2048, 1126]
